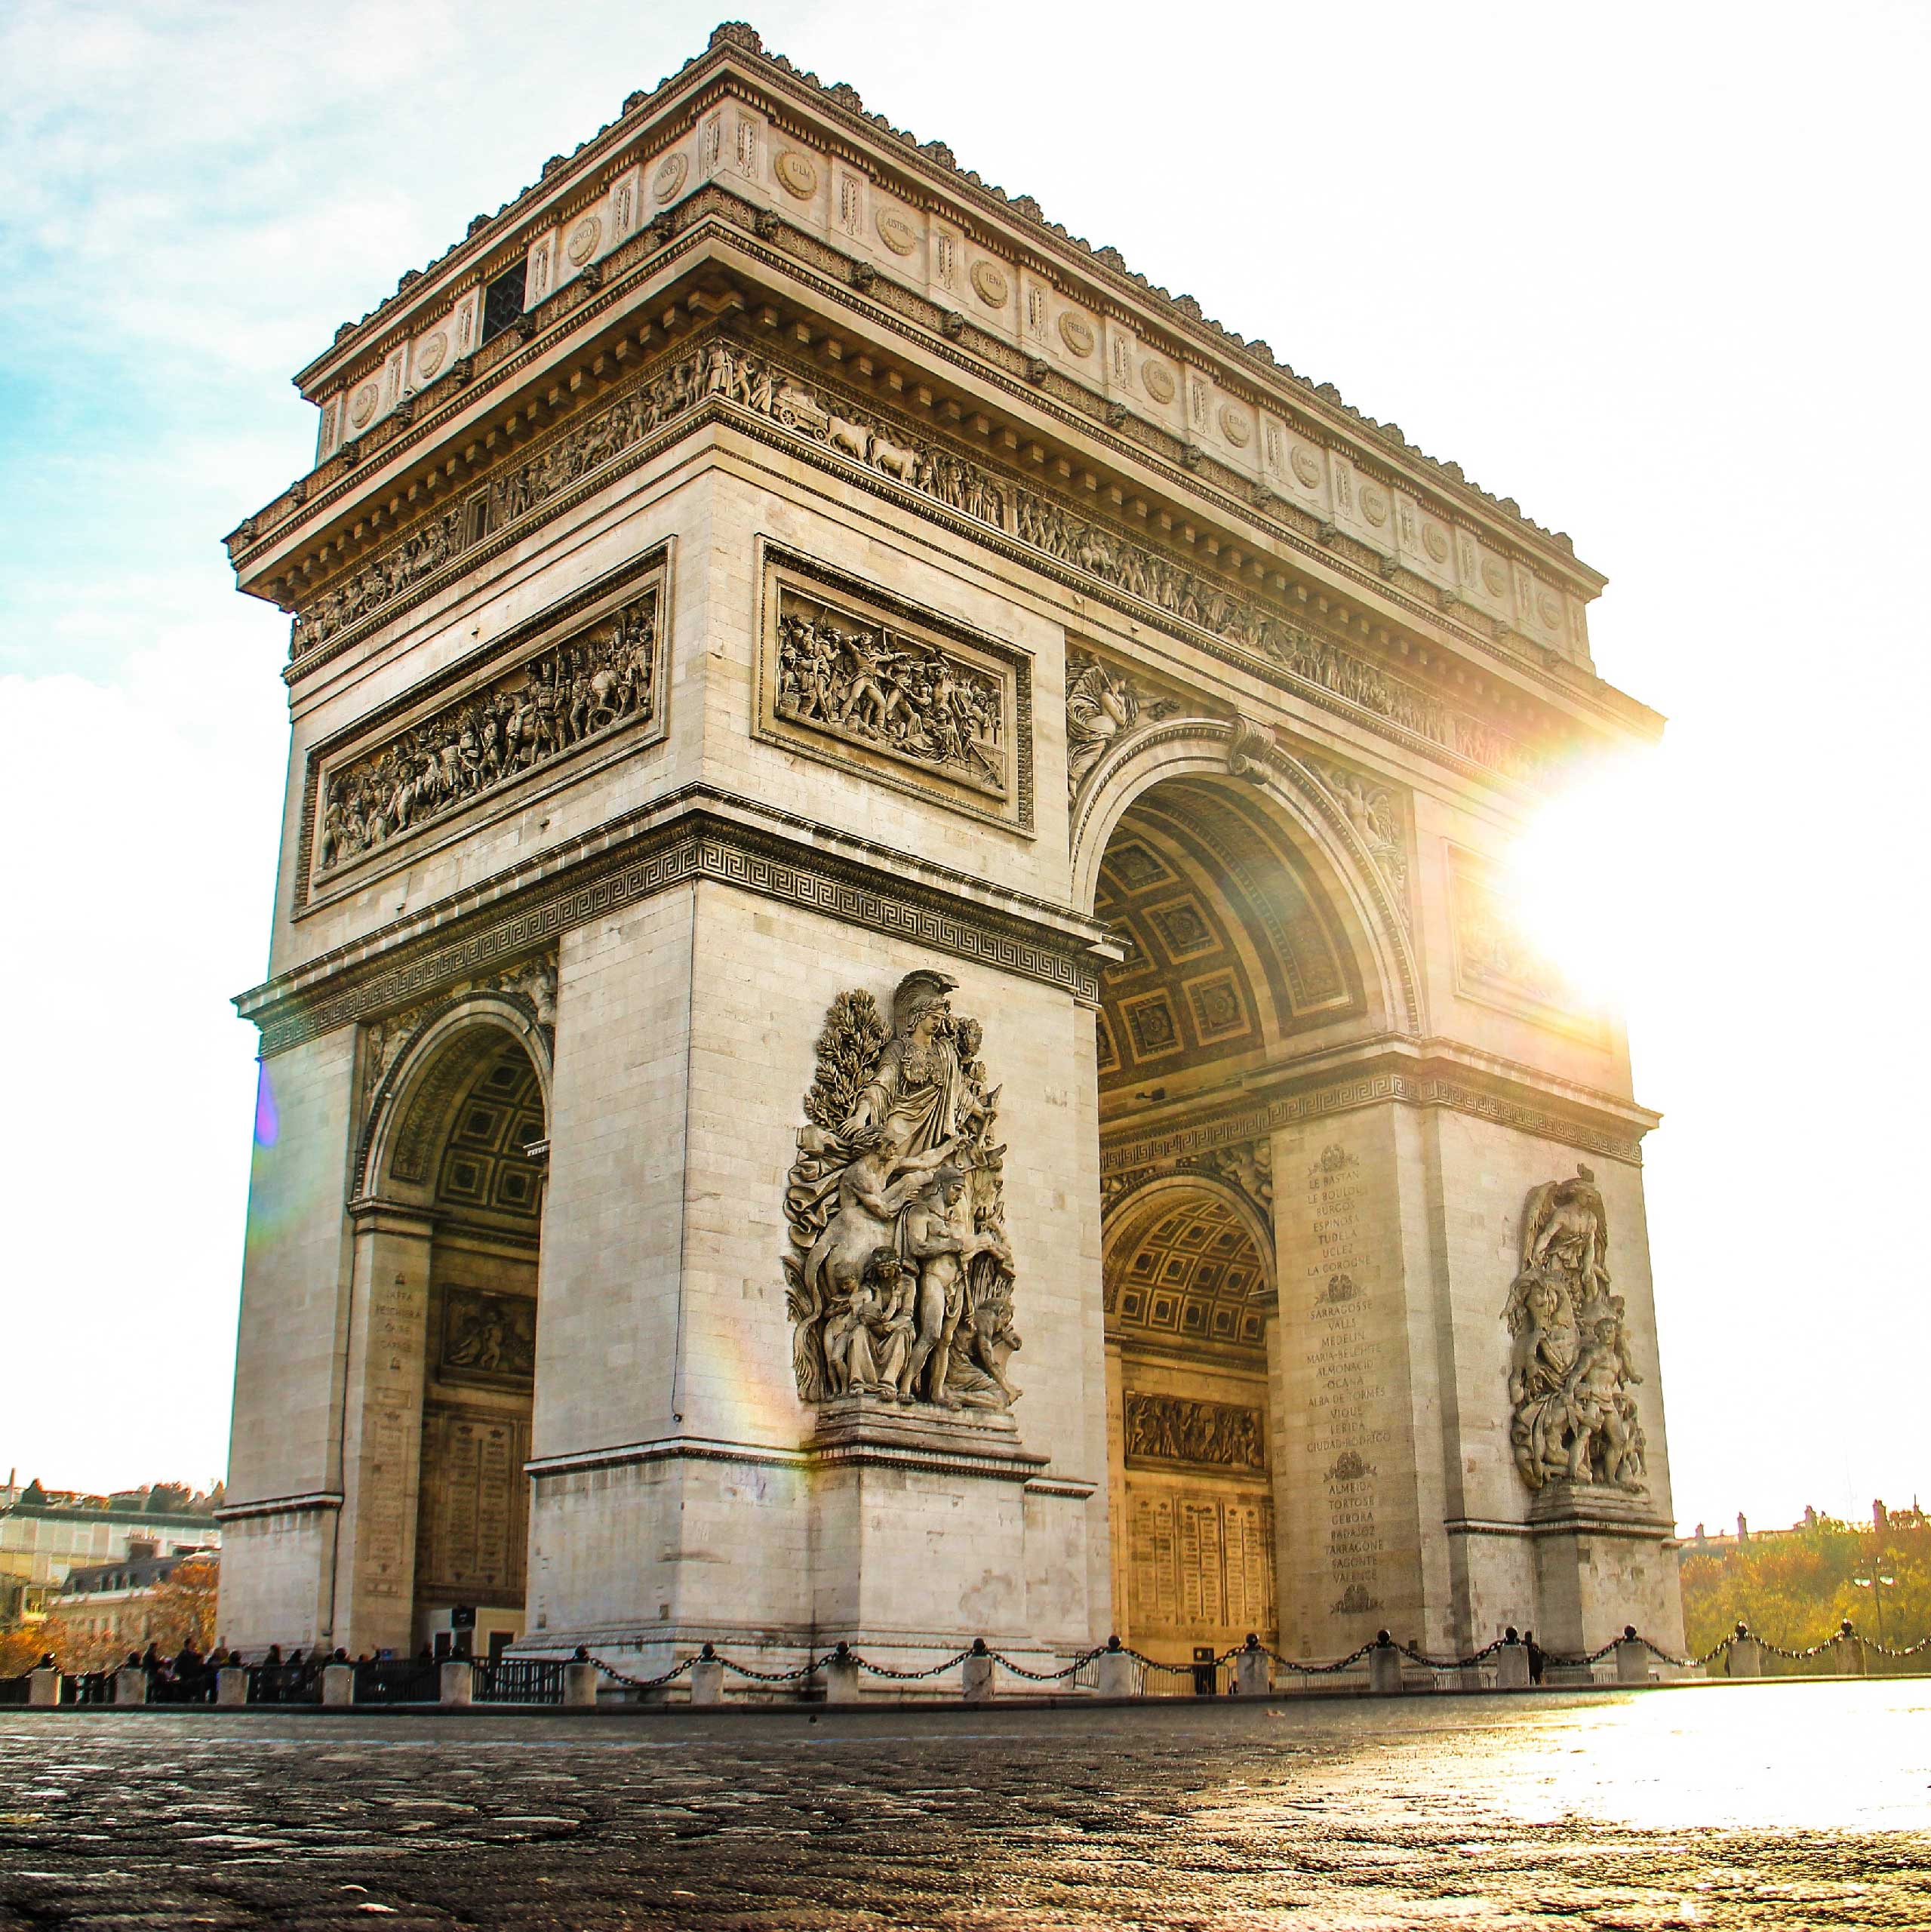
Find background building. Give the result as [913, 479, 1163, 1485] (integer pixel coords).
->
[45, 1548, 222, 1663]
[0, 1478, 222, 1629]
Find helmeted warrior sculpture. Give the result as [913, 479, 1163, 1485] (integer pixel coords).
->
[784, 971, 1019, 1410]
[1502, 1165, 1646, 1492]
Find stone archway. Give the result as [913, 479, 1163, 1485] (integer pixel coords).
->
[337, 1001, 551, 1659]
[1082, 746, 1413, 1664]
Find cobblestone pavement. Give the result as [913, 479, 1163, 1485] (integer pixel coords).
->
[3, 1680, 1928, 1930]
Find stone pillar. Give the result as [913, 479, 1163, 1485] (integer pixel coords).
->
[337, 1205, 437, 1657]
[28, 1669, 61, 1708]
[823, 1646, 862, 1705]
[564, 1660, 599, 1707]
[321, 1663, 355, 1706]
[688, 1655, 725, 1706]
[1367, 1635, 1403, 1695]
[217, 1667, 251, 1706]
[1615, 1631, 1651, 1683]
[114, 1667, 147, 1706]
[1233, 1638, 1270, 1697]
[439, 1660, 474, 1707]
[1495, 1635, 1530, 1689]
[1727, 1629, 1763, 1679]
[1093, 1639, 1138, 1699]
[962, 1642, 995, 1704]
[1270, 1108, 1454, 1663]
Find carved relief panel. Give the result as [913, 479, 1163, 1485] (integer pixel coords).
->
[757, 548, 1033, 832]
[296, 551, 669, 912]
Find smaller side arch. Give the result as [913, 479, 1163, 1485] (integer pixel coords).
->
[354, 993, 554, 1207]
[1102, 1171, 1277, 1352]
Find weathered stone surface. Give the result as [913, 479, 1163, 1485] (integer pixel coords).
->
[5, 1692, 1929, 1929]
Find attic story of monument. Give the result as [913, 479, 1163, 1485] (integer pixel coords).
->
[215, 20, 1683, 1681]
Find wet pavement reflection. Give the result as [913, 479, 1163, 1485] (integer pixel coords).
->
[2, 1678, 1926, 1928]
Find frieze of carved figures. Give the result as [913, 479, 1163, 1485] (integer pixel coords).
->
[1017, 490, 1549, 788]
[1063, 649, 1177, 799]
[776, 589, 1007, 797]
[1123, 1392, 1266, 1470]
[287, 333, 1548, 795]
[783, 971, 1020, 1414]
[440, 1285, 537, 1383]
[1502, 1165, 1647, 1493]
[293, 339, 1006, 658]
[317, 595, 656, 877]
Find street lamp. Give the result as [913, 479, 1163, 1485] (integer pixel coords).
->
[1852, 1571, 1896, 1645]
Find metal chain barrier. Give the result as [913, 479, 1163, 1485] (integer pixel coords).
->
[576, 1619, 1931, 1697]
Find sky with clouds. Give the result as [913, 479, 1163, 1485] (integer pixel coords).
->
[2, 0, 1926, 1534]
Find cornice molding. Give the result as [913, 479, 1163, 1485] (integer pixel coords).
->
[283, 25, 1594, 583]
[1098, 1038, 1656, 1171]
[271, 306, 1626, 789]
[236, 789, 1112, 1055]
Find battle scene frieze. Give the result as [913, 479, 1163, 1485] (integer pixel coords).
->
[296, 554, 669, 913]
[760, 550, 1032, 831]
[1124, 1392, 1268, 1472]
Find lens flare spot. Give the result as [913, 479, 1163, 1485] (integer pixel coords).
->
[253, 1061, 278, 1147]
[1499, 749, 1662, 1008]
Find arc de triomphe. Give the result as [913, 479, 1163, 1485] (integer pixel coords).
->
[217, 22, 1684, 1678]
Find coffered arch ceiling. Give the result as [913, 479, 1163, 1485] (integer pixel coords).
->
[1103, 1183, 1272, 1358]
[431, 1041, 546, 1227]
[1094, 777, 1364, 1100]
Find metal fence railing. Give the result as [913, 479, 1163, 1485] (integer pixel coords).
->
[473, 1657, 568, 1705]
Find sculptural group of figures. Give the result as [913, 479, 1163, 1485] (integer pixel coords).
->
[776, 601, 1005, 792]
[1123, 1393, 1265, 1471]
[785, 972, 1021, 1414]
[318, 599, 655, 872]
[1504, 1166, 1647, 1491]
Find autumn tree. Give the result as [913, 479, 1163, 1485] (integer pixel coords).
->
[1680, 1509, 1931, 1666]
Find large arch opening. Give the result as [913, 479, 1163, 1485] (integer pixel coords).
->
[1090, 767, 1391, 1666]
[361, 1008, 549, 1661]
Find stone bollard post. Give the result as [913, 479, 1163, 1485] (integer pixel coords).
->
[1234, 1634, 1270, 1698]
[962, 1638, 995, 1705]
[1368, 1632, 1403, 1696]
[688, 1643, 724, 1706]
[564, 1647, 599, 1708]
[1727, 1624, 1763, 1678]
[1496, 1629, 1530, 1689]
[28, 1668, 61, 1708]
[439, 1660, 474, 1707]
[217, 1666, 251, 1706]
[823, 1641, 862, 1705]
[1835, 1620, 1866, 1678]
[1616, 1626, 1651, 1684]
[321, 1663, 355, 1706]
[114, 1665, 148, 1706]
[1093, 1635, 1138, 1699]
